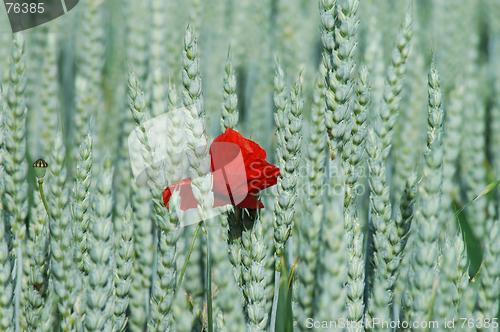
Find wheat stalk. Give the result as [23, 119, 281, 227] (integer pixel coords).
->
[85, 156, 114, 331]
[70, 129, 92, 329]
[181, 23, 217, 331]
[374, 5, 412, 161]
[226, 209, 245, 299]
[491, 58, 500, 181]
[147, 0, 167, 118]
[3, 32, 28, 332]
[39, 33, 59, 158]
[241, 208, 268, 331]
[317, 141, 346, 322]
[0, 86, 3, 202]
[116, 63, 153, 332]
[25, 27, 47, 160]
[391, 35, 426, 313]
[220, 49, 238, 133]
[26, 189, 51, 332]
[128, 178, 154, 332]
[214, 59, 246, 329]
[296, 71, 327, 329]
[475, 205, 500, 325]
[0, 205, 14, 332]
[128, 71, 180, 331]
[72, 130, 92, 275]
[78, 0, 106, 162]
[460, 86, 486, 242]
[369, 168, 418, 329]
[72, 74, 92, 163]
[0, 84, 13, 328]
[365, 126, 393, 329]
[403, 60, 444, 326]
[324, 0, 359, 160]
[115, 82, 154, 332]
[432, 234, 463, 331]
[440, 82, 465, 237]
[390, 28, 426, 208]
[244, 0, 274, 155]
[362, 0, 384, 111]
[271, 62, 303, 331]
[170, 77, 202, 318]
[215, 309, 226, 332]
[342, 65, 370, 330]
[394, 172, 418, 275]
[123, 0, 149, 83]
[181, 24, 213, 216]
[432, 0, 471, 95]
[46, 131, 77, 331]
[211, 214, 245, 331]
[276, 0, 301, 75]
[113, 204, 134, 332]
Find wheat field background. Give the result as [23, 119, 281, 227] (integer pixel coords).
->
[0, 0, 499, 331]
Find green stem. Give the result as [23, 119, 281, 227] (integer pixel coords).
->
[270, 265, 281, 332]
[166, 220, 203, 317]
[38, 180, 50, 219]
[205, 226, 213, 332]
[15, 246, 21, 332]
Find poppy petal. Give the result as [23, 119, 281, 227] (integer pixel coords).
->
[162, 187, 172, 208]
[245, 160, 280, 194]
[213, 127, 267, 160]
[163, 178, 199, 211]
[164, 128, 280, 213]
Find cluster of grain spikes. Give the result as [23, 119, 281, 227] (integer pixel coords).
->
[270, 57, 304, 331]
[375, 4, 412, 160]
[363, 6, 413, 328]
[48, 131, 78, 331]
[3, 31, 29, 331]
[402, 59, 444, 325]
[128, 71, 179, 331]
[0, 82, 14, 331]
[85, 155, 114, 331]
[296, 70, 327, 330]
[0, 1, 500, 331]
[323, 0, 360, 161]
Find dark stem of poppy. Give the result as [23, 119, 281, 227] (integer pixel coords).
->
[220, 167, 236, 206]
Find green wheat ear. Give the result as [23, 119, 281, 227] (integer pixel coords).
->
[403, 59, 444, 325]
[113, 204, 134, 332]
[85, 155, 114, 331]
[296, 71, 326, 330]
[1, 0, 499, 330]
[4, 31, 28, 332]
[271, 60, 303, 332]
[48, 130, 77, 332]
[26, 187, 51, 330]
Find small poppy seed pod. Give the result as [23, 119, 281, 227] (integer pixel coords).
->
[33, 159, 48, 179]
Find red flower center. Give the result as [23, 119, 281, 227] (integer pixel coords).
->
[162, 128, 280, 211]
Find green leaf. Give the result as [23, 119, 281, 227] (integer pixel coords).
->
[285, 257, 298, 332]
[454, 180, 500, 217]
[452, 200, 482, 277]
[275, 261, 288, 332]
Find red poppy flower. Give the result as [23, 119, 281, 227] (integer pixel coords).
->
[162, 128, 280, 210]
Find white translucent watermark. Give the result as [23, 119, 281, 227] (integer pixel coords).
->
[128, 107, 248, 227]
[304, 317, 498, 330]
[1, 0, 80, 32]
